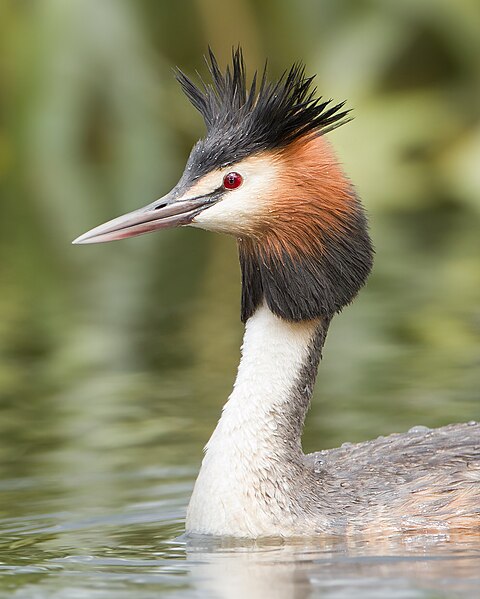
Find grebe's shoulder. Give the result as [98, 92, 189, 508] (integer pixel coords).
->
[309, 421, 479, 472]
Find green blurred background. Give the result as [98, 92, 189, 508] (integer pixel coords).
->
[0, 0, 479, 488]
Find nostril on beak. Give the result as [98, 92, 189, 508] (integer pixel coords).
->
[154, 202, 168, 210]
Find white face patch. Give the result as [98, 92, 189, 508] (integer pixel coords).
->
[186, 154, 281, 236]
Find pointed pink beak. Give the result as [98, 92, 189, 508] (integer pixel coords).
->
[72, 192, 219, 245]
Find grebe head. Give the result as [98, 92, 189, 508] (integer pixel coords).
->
[73, 48, 373, 322]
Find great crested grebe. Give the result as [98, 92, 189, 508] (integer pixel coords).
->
[74, 49, 480, 538]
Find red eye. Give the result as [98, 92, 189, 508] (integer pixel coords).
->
[223, 172, 243, 190]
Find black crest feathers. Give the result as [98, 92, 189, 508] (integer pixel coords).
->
[174, 48, 350, 175]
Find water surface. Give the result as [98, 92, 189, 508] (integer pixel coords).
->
[1, 370, 479, 598]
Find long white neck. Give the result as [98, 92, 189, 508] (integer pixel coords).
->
[186, 303, 327, 537]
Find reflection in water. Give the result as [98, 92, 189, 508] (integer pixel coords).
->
[186, 533, 480, 599]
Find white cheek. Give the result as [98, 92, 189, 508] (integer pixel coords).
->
[191, 168, 277, 235]
[190, 188, 260, 234]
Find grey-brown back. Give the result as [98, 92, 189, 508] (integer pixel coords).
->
[307, 422, 480, 534]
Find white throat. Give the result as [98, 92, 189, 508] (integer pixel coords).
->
[186, 303, 323, 537]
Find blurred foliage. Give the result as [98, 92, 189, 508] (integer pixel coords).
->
[0, 0, 479, 484]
